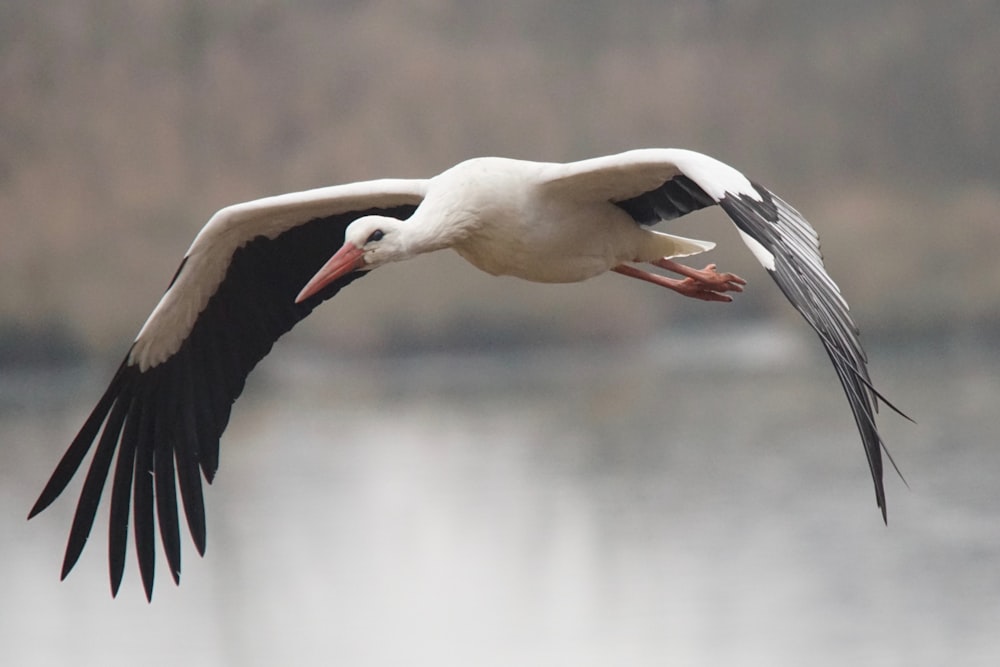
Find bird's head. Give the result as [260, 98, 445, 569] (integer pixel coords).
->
[295, 215, 407, 303]
[344, 215, 412, 269]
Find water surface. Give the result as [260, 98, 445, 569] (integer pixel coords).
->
[2, 326, 997, 666]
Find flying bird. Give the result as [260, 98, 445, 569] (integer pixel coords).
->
[29, 148, 906, 600]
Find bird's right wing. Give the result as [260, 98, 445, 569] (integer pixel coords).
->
[29, 178, 427, 600]
[541, 149, 908, 520]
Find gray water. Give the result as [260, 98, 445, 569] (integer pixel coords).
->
[2, 325, 998, 666]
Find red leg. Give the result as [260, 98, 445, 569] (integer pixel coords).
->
[652, 258, 747, 293]
[612, 264, 739, 302]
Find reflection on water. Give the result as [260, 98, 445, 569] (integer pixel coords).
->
[2, 326, 999, 666]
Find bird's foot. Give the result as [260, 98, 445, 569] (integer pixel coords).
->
[667, 276, 737, 302]
[613, 259, 746, 302]
[653, 259, 746, 299]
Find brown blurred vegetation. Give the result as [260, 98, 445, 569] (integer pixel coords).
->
[2, 0, 998, 359]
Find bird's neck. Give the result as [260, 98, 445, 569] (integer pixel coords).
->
[402, 204, 476, 257]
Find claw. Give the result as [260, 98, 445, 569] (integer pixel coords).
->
[612, 261, 745, 303]
[655, 259, 746, 294]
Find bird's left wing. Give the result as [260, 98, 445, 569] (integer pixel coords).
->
[542, 149, 906, 520]
[29, 178, 426, 600]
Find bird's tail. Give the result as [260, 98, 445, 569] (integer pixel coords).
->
[648, 231, 716, 260]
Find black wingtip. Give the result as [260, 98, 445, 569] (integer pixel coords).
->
[192, 526, 207, 557]
[30, 364, 131, 519]
[27, 498, 48, 521]
[60, 553, 79, 582]
[29, 444, 90, 522]
[857, 374, 916, 425]
[35, 205, 417, 600]
[110, 570, 155, 602]
[28, 479, 63, 519]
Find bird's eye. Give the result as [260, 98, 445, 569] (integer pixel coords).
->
[366, 229, 384, 244]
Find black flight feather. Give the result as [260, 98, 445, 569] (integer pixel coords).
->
[30, 203, 417, 600]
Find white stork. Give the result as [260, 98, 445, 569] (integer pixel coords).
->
[30, 149, 907, 600]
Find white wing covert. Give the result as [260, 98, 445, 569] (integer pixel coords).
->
[30, 183, 424, 600]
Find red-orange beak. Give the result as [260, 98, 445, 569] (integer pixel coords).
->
[295, 242, 366, 303]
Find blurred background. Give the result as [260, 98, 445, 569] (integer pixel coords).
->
[2, 1, 998, 665]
